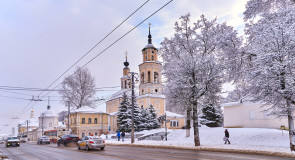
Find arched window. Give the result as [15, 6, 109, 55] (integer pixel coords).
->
[154, 72, 159, 83]
[89, 132, 91, 136]
[148, 71, 151, 83]
[145, 53, 148, 61]
[82, 132, 85, 138]
[155, 89, 158, 93]
[95, 132, 98, 136]
[141, 72, 145, 83]
[142, 89, 144, 95]
[125, 80, 127, 89]
[121, 81, 123, 89]
[151, 55, 154, 61]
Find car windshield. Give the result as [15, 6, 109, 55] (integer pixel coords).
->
[42, 136, 49, 138]
[8, 137, 17, 140]
[68, 134, 78, 138]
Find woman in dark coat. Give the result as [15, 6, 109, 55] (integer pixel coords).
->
[224, 129, 230, 144]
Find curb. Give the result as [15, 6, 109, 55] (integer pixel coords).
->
[105, 143, 295, 158]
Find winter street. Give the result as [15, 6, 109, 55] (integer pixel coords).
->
[0, 142, 293, 160]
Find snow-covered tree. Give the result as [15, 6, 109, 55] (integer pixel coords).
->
[129, 97, 141, 132]
[200, 104, 223, 127]
[117, 93, 132, 132]
[146, 105, 160, 130]
[161, 14, 241, 146]
[243, 7, 295, 151]
[59, 66, 96, 109]
[138, 105, 148, 131]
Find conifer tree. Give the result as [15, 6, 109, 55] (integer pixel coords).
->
[117, 93, 132, 132]
[146, 105, 160, 130]
[139, 105, 148, 130]
[200, 104, 223, 127]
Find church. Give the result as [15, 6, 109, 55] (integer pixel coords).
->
[106, 24, 185, 133]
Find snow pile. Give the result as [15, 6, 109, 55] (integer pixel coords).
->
[105, 127, 295, 157]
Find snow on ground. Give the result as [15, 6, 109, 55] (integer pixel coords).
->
[105, 126, 295, 156]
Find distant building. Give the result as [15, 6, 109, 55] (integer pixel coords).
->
[38, 105, 58, 131]
[70, 107, 109, 138]
[18, 109, 40, 141]
[222, 97, 288, 129]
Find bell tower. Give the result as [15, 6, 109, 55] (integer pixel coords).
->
[121, 52, 131, 89]
[137, 23, 165, 115]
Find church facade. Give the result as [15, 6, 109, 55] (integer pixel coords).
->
[106, 25, 185, 133]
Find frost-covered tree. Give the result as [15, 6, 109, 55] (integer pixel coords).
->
[117, 93, 132, 132]
[59, 66, 96, 109]
[138, 105, 148, 131]
[146, 105, 160, 130]
[200, 104, 223, 127]
[161, 14, 241, 146]
[243, 7, 295, 151]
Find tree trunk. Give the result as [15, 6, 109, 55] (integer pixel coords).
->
[192, 103, 200, 146]
[287, 99, 295, 151]
[186, 108, 191, 137]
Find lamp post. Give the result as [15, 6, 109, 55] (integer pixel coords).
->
[129, 72, 139, 144]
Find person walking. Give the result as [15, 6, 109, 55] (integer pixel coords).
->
[117, 131, 121, 141]
[224, 129, 230, 144]
[121, 131, 125, 142]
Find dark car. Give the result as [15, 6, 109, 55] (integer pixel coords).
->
[57, 134, 80, 147]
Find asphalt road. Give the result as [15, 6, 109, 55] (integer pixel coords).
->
[0, 142, 294, 160]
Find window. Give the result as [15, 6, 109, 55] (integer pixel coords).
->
[95, 132, 98, 136]
[141, 72, 145, 83]
[94, 118, 98, 124]
[82, 132, 85, 138]
[142, 89, 144, 95]
[82, 118, 85, 124]
[145, 53, 148, 61]
[170, 120, 179, 127]
[148, 71, 151, 83]
[88, 118, 92, 124]
[154, 72, 159, 83]
[125, 80, 127, 89]
[155, 89, 158, 93]
[151, 55, 154, 61]
[89, 132, 91, 136]
[249, 110, 255, 120]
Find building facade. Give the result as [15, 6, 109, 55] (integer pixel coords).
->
[38, 105, 58, 131]
[106, 25, 185, 132]
[223, 97, 289, 129]
[70, 107, 109, 138]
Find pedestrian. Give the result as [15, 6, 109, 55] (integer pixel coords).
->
[117, 131, 121, 141]
[224, 129, 230, 144]
[121, 131, 125, 142]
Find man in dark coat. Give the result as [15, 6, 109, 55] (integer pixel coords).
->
[121, 131, 125, 142]
[224, 129, 230, 144]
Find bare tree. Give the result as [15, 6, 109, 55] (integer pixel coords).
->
[59, 67, 96, 109]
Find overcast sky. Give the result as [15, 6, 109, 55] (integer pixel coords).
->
[0, 0, 247, 135]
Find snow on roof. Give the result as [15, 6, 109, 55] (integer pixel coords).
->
[19, 118, 39, 127]
[221, 96, 263, 108]
[108, 89, 139, 101]
[166, 111, 184, 118]
[70, 106, 104, 114]
[109, 111, 118, 116]
[138, 94, 165, 99]
[41, 109, 57, 117]
[57, 122, 66, 128]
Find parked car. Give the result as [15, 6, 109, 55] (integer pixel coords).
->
[37, 136, 51, 144]
[5, 136, 20, 147]
[77, 136, 105, 151]
[57, 134, 79, 147]
[0, 140, 4, 144]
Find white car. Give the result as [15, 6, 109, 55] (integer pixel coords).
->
[77, 136, 105, 151]
[5, 137, 20, 147]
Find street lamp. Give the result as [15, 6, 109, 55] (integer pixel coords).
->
[128, 72, 139, 144]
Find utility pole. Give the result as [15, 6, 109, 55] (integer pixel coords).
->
[26, 120, 29, 140]
[165, 113, 167, 141]
[67, 101, 70, 131]
[129, 72, 138, 144]
[42, 113, 44, 136]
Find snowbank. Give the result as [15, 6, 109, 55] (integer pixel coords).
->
[105, 127, 295, 158]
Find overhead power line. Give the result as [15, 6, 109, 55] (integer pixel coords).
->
[18, 0, 173, 118]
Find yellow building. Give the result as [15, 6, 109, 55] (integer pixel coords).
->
[70, 107, 109, 138]
[106, 25, 185, 132]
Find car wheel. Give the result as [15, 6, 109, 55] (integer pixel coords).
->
[40, 141, 42, 145]
[57, 142, 60, 147]
[6, 145, 9, 148]
[48, 142, 50, 144]
[77, 145, 81, 150]
[63, 142, 66, 147]
[86, 145, 90, 151]
[101, 147, 104, 150]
